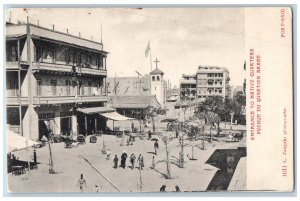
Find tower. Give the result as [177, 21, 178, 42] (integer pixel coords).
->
[150, 58, 166, 107]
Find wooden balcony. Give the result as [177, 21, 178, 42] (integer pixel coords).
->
[32, 62, 107, 76]
[33, 95, 107, 105]
[6, 62, 19, 70]
[6, 96, 29, 106]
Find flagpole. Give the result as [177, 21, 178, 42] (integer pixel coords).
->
[149, 49, 153, 71]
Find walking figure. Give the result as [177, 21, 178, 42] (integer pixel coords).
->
[148, 130, 152, 139]
[137, 154, 144, 170]
[120, 151, 128, 169]
[154, 141, 159, 155]
[113, 155, 119, 168]
[77, 174, 87, 192]
[175, 185, 181, 192]
[151, 156, 156, 169]
[106, 149, 111, 160]
[130, 153, 136, 170]
[160, 184, 166, 192]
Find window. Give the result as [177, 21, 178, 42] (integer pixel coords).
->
[152, 76, 155, 81]
[66, 80, 71, 96]
[79, 82, 84, 95]
[37, 80, 42, 96]
[97, 79, 103, 95]
[51, 80, 57, 96]
[157, 76, 160, 81]
[219, 89, 222, 94]
[88, 82, 92, 96]
[43, 48, 56, 63]
[6, 41, 18, 62]
[220, 81, 222, 85]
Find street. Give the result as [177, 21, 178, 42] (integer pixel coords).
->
[8, 122, 246, 193]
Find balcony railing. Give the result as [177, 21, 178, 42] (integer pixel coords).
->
[32, 62, 107, 76]
[6, 62, 19, 70]
[33, 95, 107, 105]
[6, 96, 29, 105]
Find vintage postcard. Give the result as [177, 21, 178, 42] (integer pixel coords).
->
[4, 7, 293, 193]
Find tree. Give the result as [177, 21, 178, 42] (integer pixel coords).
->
[146, 106, 157, 133]
[195, 111, 221, 142]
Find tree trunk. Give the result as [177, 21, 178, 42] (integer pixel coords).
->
[165, 141, 171, 179]
[48, 141, 55, 174]
[202, 126, 205, 150]
[209, 124, 212, 142]
[152, 117, 155, 133]
[217, 122, 220, 136]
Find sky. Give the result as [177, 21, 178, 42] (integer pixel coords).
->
[7, 7, 246, 88]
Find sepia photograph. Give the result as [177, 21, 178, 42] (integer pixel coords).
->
[4, 6, 293, 194]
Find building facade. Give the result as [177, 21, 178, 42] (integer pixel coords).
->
[106, 75, 151, 96]
[180, 74, 197, 101]
[6, 22, 108, 140]
[180, 66, 230, 101]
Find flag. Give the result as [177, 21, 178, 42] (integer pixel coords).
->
[145, 41, 150, 57]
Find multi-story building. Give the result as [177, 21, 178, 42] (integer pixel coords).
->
[6, 21, 109, 140]
[180, 74, 197, 101]
[180, 66, 230, 101]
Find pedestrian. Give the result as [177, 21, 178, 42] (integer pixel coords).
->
[160, 184, 166, 192]
[106, 149, 111, 160]
[151, 156, 156, 169]
[137, 154, 144, 170]
[175, 185, 181, 192]
[131, 121, 135, 132]
[113, 155, 119, 168]
[148, 130, 152, 139]
[130, 153, 136, 170]
[77, 174, 87, 192]
[126, 139, 130, 146]
[154, 140, 159, 155]
[120, 151, 128, 169]
[175, 130, 179, 138]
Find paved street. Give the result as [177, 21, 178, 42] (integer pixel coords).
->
[8, 122, 246, 193]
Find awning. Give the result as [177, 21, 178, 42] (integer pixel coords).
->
[7, 130, 41, 153]
[77, 107, 116, 114]
[100, 111, 134, 121]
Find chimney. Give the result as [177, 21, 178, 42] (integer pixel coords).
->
[67, 29, 69, 34]
[52, 24, 55, 30]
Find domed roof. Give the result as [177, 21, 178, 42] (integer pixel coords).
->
[150, 67, 164, 75]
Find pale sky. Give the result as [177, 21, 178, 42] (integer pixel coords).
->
[7, 8, 246, 88]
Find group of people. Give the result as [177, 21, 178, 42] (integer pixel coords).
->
[160, 184, 181, 192]
[113, 151, 147, 170]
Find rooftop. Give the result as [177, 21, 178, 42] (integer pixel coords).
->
[198, 65, 229, 73]
[111, 95, 161, 109]
[150, 67, 164, 75]
[6, 22, 106, 53]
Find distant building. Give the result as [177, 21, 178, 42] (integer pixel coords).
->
[232, 86, 244, 98]
[107, 60, 167, 108]
[107, 75, 150, 96]
[180, 66, 230, 101]
[180, 74, 197, 101]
